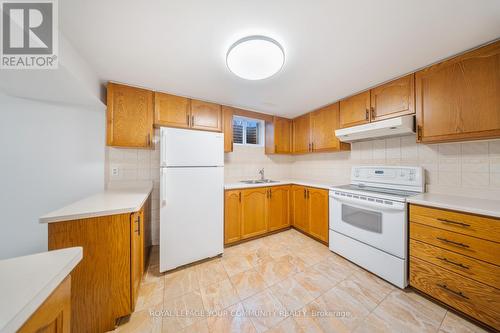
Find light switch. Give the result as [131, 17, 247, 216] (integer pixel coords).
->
[111, 167, 120, 177]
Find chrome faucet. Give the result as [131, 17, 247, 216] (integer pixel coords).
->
[259, 168, 265, 181]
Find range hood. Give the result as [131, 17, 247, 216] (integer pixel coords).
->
[335, 115, 415, 143]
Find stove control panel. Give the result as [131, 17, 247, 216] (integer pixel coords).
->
[351, 166, 424, 192]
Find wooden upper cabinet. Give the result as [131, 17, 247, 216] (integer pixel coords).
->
[310, 103, 349, 152]
[224, 190, 241, 244]
[339, 90, 371, 128]
[268, 186, 290, 231]
[107, 82, 153, 148]
[371, 74, 415, 121]
[416, 41, 500, 143]
[190, 100, 223, 132]
[293, 113, 311, 153]
[154, 92, 190, 128]
[222, 106, 234, 153]
[241, 188, 268, 239]
[291, 185, 309, 233]
[307, 188, 329, 243]
[266, 116, 292, 154]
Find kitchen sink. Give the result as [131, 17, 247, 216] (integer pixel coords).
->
[240, 179, 279, 184]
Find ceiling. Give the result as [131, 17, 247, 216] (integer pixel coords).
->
[60, 0, 500, 118]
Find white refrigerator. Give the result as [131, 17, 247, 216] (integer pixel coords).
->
[159, 127, 224, 272]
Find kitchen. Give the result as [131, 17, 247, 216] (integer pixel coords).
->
[1, 1, 500, 333]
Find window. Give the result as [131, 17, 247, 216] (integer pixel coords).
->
[233, 116, 264, 146]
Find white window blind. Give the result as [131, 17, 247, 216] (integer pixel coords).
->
[232, 117, 262, 146]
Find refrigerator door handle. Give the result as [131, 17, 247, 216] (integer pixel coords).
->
[160, 168, 167, 207]
[160, 128, 167, 166]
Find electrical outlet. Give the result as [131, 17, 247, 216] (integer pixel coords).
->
[111, 167, 120, 177]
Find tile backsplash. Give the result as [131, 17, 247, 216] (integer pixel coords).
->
[106, 132, 500, 245]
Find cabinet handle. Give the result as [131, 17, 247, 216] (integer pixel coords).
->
[269, 189, 272, 198]
[192, 115, 195, 126]
[187, 114, 190, 126]
[135, 215, 141, 235]
[303, 188, 306, 198]
[307, 189, 310, 199]
[146, 133, 151, 147]
[365, 108, 369, 120]
[311, 143, 314, 151]
[239, 192, 241, 202]
[436, 283, 469, 300]
[370, 106, 375, 119]
[417, 125, 422, 141]
[436, 256, 470, 269]
[436, 237, 470, 248]
[437, 218, 471, 228]
[275, 144, 277, 152]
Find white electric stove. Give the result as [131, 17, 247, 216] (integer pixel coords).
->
[329, 166, 424, 288]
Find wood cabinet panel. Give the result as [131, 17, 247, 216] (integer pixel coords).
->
[106, 82, 153, 148]
[292, 114, 311, 153]
[409, 204, 500, 243]
[241, 188, 268, 239]
[190, 100, 222, 132]
[410, 239, 500, 289]
[18, 276, 71, 333]
[274, 117, 292, 153]
[130, 210, 144, 310]
[224, 190, 241, 244]
[370, 74, 415, 121]
[291, 185, 309, 233]
[222, 106, 234, 153]
[154, 92, 190, 128]
[410, 222, 500, 266]
[339, 91, 370, 128]
[310, 103, 348, 152]
[410, 256, 500, 331]
[307, 188, 329, 243]
[416, 41, 500, 143]
[268, 186, 290, 231]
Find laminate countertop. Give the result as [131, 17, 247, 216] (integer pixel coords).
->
[39, 181, 153, 223]
[0, 247, 82, 333]
[407, 193, 500, 218]
[224, 179, 337, 190]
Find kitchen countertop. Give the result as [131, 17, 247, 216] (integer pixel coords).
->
[224, 179, 337, 190]
[407, 193, 500, 218]
[39, 181, 153, 223]
[0, 247, 82, 333]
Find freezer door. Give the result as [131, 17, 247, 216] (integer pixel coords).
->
[161, 127, 224, 167]
[159, 166, 224, 271]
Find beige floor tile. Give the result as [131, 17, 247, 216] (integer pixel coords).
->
[162, 290, 206, 333]
[135, 278, 165, 312]
[255, 258, 298, 286]
[245, 248, 273, 267]
[302, 298, 351, 333]
[144, 264, 166, 283]
[230, 268, 267, 300]
[276, 254, 308, 272]
[312, 259, 353, 285]
[294, 266, 336, 298]
[439, 311, 489, 333]
[269, 245, 292, 259]
[266, 317, 305, 333]
[362, 290, 446, 333]
[164, 266, 199, 299]
[181, 319, 210, 333]
[242, 289, 287, 333]
[222, 254, 253, 276]
[295, 246, 330, 266]
[206, 302, 257, 333]
[116, 308, 163, 333]
[270, 276, 314, 312]
[200, 278, 240, 312]
[293, 308, 324, 333]
[195, 259, 229, 287]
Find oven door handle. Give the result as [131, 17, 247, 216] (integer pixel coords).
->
[331, 195, 405, 211]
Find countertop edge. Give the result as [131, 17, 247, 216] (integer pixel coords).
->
[224, 180, 333, 190]
[2, 248, 83, 333]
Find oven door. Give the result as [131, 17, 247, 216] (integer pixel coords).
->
[329, 191, 407, 259]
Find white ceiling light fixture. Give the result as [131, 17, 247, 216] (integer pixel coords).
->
[226, 35, 285, 80]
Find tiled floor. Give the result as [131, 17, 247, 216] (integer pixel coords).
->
[113, 229, 489, 333]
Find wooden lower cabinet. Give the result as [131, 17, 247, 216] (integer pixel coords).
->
[409, 204, 500, 331]
[291, 185, 309, 233]
[224, 190, 241, 244]
[241, 188, 268, 239]
[291, 185, 329, 243]
[268, 186, 290, 231]
[48, 199, 150, 333]
[18, 276, 71, 333]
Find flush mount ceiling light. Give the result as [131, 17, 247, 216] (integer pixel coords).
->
[226, 36, 285, 80]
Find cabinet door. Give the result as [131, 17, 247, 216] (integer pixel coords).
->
[224, 190, 241, 244]
[311, 103, 342, 152]
[130, 211, 143, 310]
[190, 100, 223, 132]
[370, 74, 415, 121]
[275, 117, 292, 153]
[222, 106, 234, 153]
[107, 83, 153, 148]
[339, 91, 371, 128]
[154, 92, 190, 128]
[241, 188, 268, 239]
[268, 186, 290, 231]
[307, 188, 329, 243]
[416, 41, 500, 143]
[291, 185, 309, 233]
[293, 113, 311, 153]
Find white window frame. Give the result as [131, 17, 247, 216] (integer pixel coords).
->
[233, 116, 265, 147]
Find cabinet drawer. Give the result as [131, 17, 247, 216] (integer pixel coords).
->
[409, 204, 500, 243]
[410, 239, 500, 289]
[410, 256, 500, 331]
[410, 222, 500, 266]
